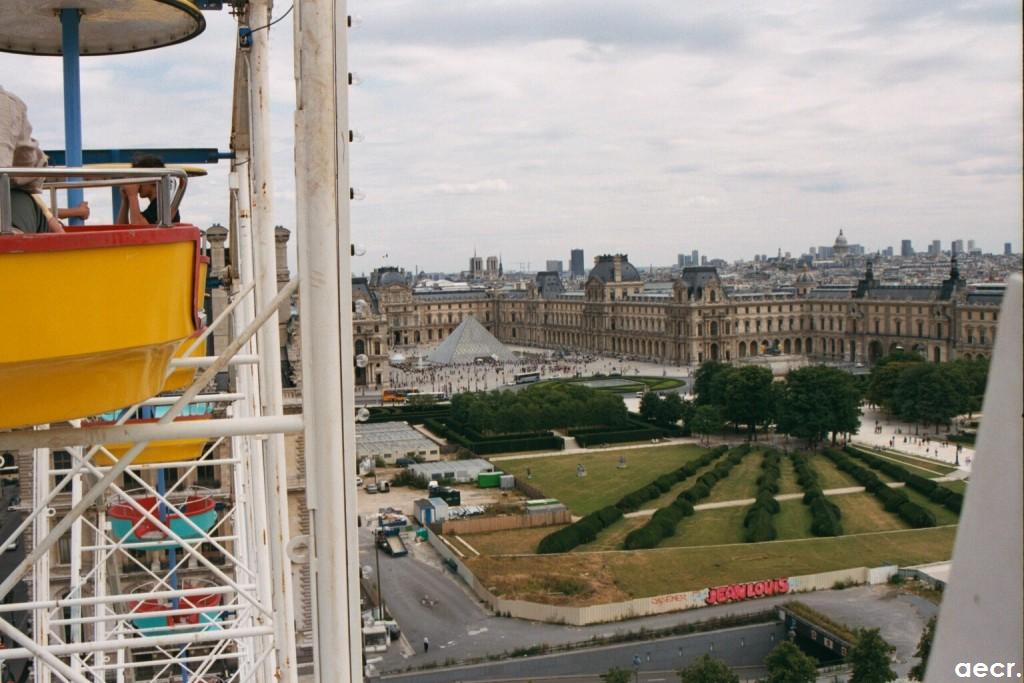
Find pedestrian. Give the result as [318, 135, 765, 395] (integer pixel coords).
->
[423, 636, 429, 653]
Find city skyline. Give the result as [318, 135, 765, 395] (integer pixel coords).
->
[0, 1, 1020, 273]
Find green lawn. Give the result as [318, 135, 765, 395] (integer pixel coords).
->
[942, 480, 968, 494]
[470, 526, 958, 603]
[704, 450, 763, 503]
[660, 507, 746, 548]
[806, 452, 901, 488]
[499, 445, 708, 516]
[849, 446, 958, 477]
[775, 499, 813, 540]
[576, 516, 649, 552]
[832, 493, 908, 534]
[776, 456, 803, 495]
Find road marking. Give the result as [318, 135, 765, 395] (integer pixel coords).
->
[467, 627, 488, 636]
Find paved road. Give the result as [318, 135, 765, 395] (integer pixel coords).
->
[374, 622, 784, 682]
[362, 529, 936, 677]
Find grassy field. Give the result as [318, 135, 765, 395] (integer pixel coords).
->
[457, 525, 560, 556]
[850, 446, 958, 476]
[704, 451, 764, 503]
[498, 444, 707, 516]
[942, 480, 968, 494]
[776, 456, 803, 495]
[775, 499, 813, 540]
[832, 493, 909, 534]
[576, 517, 649, 551]
[467, 526, 958, 605]
[544, 375, 685, 394]
[660, 506, 746, 547]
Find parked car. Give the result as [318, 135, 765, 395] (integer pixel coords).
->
[355, 476, 363, 487]
[395, 457, 415, 467]
[365, 483, 379, 494]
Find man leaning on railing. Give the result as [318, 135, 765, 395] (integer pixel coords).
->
[0, 85, 89, 234]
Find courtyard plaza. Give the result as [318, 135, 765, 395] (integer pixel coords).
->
[851, 406, 975, 475]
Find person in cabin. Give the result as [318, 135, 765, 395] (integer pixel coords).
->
[117, 155, 181, 225]
[0, 85, 75, 234]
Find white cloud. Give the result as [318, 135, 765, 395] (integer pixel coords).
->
[0, 1, 1019, 270]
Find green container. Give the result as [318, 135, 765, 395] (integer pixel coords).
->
[477, 471, 503, 488]
[416, 528, 429, 541]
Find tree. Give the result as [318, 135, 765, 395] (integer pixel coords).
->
[764, 641, 817, 683]
[678, 654, 738, 683]
[693, 361, 731, 407]
[639, 392, 661, 422]
[848, 628, 897, 683]
[777, 366, 862, 446]
[866, 361, 917, 411]
[690, 405, 725, 445]
[909, 616, 936, 681]
[661, 392, 685, 426]
[723, 365, 775, 438]
[601, 667, 632, 683]
[892, 364, 961, 432]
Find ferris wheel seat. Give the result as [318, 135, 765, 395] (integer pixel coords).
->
[108, 493, 218, 550]
[0, 225, 206, 429]
[163, 259, 210, 392]
[129, 582, 224, 636]
[88, 415, 213, 466]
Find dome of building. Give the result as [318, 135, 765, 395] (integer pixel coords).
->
[588, 254, 641, 283]
[796, 266, 816, 284]
[376, 268, 408, 287]
[834, 229, 848, 248]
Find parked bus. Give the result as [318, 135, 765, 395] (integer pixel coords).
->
[514, 371, 541, 385]
[405, 391, 447, 405]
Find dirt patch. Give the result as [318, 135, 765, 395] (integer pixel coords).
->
[468, 554, 630, 605]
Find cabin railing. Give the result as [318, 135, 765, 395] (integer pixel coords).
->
[0, 166, 188, 232]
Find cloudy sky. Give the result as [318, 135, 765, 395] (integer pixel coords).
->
[2, 1, 1020, 272]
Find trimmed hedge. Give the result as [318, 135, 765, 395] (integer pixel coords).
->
[742, 449, 782, 543]
[844, 446, 962, 517]
[822, 449, 936, 528]
[367, 404, 451, 424]
[623, 445, 751, 550]
[423, 418, 564, 455]
[536, 446, 731, 554]
[575, 428, 665, 447]
[790, 452, 843, 537]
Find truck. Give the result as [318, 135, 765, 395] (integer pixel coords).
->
[375, 528, 407, 557]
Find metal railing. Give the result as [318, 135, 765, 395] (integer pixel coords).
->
[0, 166, 188, 233]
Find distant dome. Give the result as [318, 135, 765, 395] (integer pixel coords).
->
[796, 267, 816, 284]
[377, 268, 408, 287]
[588, 254, 641, 283]
[834, 229, 849, 248]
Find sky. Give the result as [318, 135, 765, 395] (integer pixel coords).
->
[1, 0, 1021, 273]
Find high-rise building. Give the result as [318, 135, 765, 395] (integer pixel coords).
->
[691, 250, 699, 266]
[1006, 242, 1013, 256]
[469, 255, 483, 278]
[570, 249, 585, 277]
[928, 240, 941, 257]
[967, 239, 977, 253]
[677, 253, 687, 267]
[546, 260, 563, 274]
[883, 246, 894, 257]
[951, 240, 964, 256]
[701, 255, 708, 266]
[901, 240, 914, 257]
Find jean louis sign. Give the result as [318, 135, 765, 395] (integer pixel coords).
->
[705, 578, 790, 605]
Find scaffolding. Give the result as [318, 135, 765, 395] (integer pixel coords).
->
[0, 1, 359, 682]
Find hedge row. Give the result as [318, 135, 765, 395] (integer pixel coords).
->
[743, 449, 782, 543]
[622, 445, 752, 550]
[575, 428, 666, 447]
[536, 445, 731, 554]
[536, 506, 623, 554]
[822, 449, 936, 528]
[366, 404, 451, 424]
[423, 418, 564, 455]
[843, 446, 963, 515]
[790, 452, 843, 537]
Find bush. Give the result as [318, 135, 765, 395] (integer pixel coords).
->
[809, 497, 843, 536]
[943, 492, 964, 513]
[575, 428, 665, 447]
[897, 501, 937, 528]
[682, 482, 711, 503]
[744, 508, 777, 542]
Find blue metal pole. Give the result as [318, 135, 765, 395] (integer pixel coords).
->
[156, 469, 189, 683]
[60, 9, 84, 225]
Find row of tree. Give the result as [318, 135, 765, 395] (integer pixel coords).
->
[692, 362, 861, 446]
[866, 352, 988, 431]
[449, 382, 629, 434]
